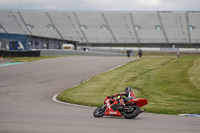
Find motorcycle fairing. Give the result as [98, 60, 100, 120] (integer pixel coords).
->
[104, 99, 122, 116]
[130, 98, 148, 107]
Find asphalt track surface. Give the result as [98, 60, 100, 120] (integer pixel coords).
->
[0, 56, 199, 133]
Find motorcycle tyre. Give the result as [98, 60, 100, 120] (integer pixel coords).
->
[123, 105, 140, 119]
[93, 105, 106, 118]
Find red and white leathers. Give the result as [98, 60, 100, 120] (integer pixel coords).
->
[113, 91, 136, 105]
[127, 91, 136, 99]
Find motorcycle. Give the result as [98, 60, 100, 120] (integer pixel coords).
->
[93, 96, 148, 119]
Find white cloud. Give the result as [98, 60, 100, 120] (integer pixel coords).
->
[137, 0, 161, 6]
[0, 0, 199, 10]
[83, 0, 115, 5]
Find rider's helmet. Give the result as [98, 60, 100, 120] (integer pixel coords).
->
[124, 87, 132, 93]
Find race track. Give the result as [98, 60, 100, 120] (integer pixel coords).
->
[0, 56, 199, 133]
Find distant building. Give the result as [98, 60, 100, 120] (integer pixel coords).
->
[0, 33, 77, 50]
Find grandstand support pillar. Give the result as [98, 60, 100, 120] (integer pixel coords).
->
[101, 12, 118, 44]
[73, 12, 89, 44]
[18, 11, 32, 35]
[73, 42, 77, 50]
[185, 12, 191, 44]
[157, 12, 169, 44]
[67, 15, 84, 42]
[0, 23, 7, 33]
[45, 12, 64, 40]
[129, 13, 140, 44]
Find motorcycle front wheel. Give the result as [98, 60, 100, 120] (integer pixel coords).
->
[123, 105, 140, 119]
[93, 105, 107, 118]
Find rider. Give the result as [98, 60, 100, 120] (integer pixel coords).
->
[112, 87, 136, 106]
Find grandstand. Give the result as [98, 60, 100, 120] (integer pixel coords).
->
[0, 10, 200, 51]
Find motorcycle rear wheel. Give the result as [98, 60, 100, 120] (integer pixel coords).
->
[93, 105, 106, 118]
[123, 105, 140, 119]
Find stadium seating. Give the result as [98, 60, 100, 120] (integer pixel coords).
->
[0, 10, 200, 45]
[20, 11, 60, 39]
[159, 12, 188, 43]
[0, 10, 28, 34]
[131, 11, 167, 43]
[75, 11, 114, 43]
[188, 12, 200, 43]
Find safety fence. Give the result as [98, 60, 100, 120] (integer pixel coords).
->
[0, 50, 40, 57]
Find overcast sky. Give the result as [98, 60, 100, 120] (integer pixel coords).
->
[0, 0, 199, 11]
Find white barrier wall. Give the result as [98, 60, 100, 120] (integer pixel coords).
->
[40, 49, 128, 56]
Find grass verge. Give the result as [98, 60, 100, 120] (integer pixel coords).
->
[57, 55, 200, 115]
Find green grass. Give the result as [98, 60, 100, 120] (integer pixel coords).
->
[58, 55, 200, 115]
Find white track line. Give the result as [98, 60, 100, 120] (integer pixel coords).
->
[178, 114, 200, 117]
[53, 93, 95, 109]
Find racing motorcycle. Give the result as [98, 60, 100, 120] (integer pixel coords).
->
[93, 96, 148, 119]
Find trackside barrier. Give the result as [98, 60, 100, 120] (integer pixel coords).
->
[40, 49, 128, 56]
[0, 50, 40, 57]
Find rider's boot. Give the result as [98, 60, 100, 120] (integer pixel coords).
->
[140, 108, 146, 113]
